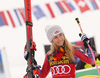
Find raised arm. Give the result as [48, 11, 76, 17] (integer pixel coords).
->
[74, 47, 94, 65]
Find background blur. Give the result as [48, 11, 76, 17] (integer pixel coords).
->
[0, 0, 100, 78]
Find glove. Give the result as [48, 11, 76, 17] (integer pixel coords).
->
[24, 41, 37, 60]
[33, 65, 41, 75]
[79, 33, 90, 48]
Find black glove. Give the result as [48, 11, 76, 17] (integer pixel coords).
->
[24, 41, 37, 61]
[79, 33, 90, 48]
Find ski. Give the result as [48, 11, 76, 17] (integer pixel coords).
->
[24, 0, 37, 78]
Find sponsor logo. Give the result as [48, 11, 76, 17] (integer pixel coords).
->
[53, 30, 60, 35]
[51, 65, 71, 76]
[48, 52, 75, 66]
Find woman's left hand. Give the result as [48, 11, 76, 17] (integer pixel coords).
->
[79, 33, 90, 48]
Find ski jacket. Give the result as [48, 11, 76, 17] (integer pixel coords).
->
[39, 47, 94, 78]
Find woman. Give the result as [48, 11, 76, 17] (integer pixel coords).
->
[34, 25, 95, 78]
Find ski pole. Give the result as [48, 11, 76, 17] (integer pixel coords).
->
[75, 18, 100, 76]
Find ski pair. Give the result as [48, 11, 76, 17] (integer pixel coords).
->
[23, 0, 39, 78]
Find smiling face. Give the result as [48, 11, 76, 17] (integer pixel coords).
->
[52, 33, 64, 48]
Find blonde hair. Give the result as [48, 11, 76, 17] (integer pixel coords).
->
[49, 35, 75, 62]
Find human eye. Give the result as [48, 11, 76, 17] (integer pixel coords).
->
[54, 36, 57, 39]
[59, 33, 63, 36]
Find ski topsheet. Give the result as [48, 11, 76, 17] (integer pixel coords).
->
[24, 0, 35, 78]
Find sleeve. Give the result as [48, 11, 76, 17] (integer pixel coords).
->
[39, 54, 50, 78]
[74, 47, 95, 65]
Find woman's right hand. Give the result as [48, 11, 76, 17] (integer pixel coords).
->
[33, 65, 41, 75]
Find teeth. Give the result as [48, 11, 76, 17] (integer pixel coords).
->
[58, 42, 61, 43]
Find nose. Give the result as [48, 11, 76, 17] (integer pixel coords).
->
[57, 36, 62, 41]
